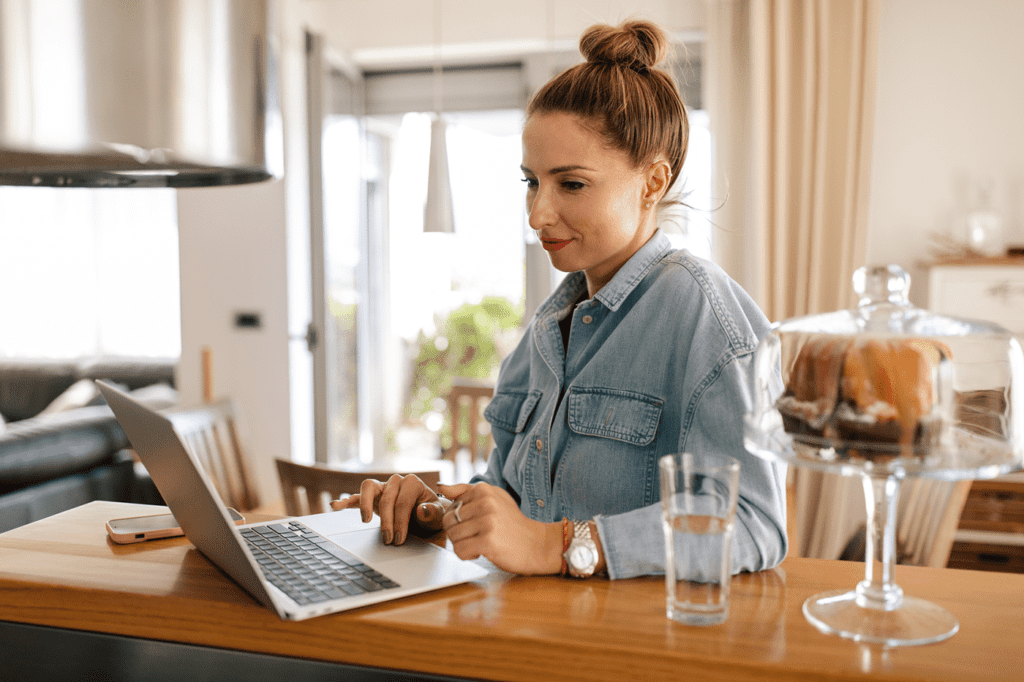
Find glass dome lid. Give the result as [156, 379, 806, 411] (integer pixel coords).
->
[745, 264, 1024, 479]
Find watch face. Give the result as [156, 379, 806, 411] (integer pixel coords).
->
[569, 544, 597, 569]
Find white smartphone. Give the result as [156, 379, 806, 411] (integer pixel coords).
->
[105, 508, 245, 544]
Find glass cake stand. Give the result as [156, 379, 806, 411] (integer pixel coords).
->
[744, 265, 1024, 647]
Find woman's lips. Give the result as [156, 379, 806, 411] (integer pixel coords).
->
[541, 238, 572, 252]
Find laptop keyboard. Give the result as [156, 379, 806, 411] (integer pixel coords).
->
[241, 521, 401, 605]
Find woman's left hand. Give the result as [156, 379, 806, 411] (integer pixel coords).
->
[438, 482, 563, 575]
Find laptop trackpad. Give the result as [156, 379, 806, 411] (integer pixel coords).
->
[328, 527, 439, 565]
[323, 527, 473, 587]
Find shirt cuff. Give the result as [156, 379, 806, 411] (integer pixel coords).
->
[593, 505, 666, 580]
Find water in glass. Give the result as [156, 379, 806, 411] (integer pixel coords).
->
[664, 513, 734, 625]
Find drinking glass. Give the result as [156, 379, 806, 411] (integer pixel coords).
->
[659, 453, 740, 626]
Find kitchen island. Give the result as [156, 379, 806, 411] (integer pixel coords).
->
[1, 501, 1020, 681]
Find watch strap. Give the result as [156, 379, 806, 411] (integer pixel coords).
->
[573, 520, 591, 541]
[560, 517, 571, 576]
[564, 519, 598, 578]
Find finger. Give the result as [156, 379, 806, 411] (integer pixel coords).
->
[330, 495, 359, 511]
[392, 479, 428, 544]
[415, 501, 446, 530]
[448, 532, 482, 562]
[437, 482, 473, 500]
[357, 479, 383, 524]
[376, 475, 404, 544]
[442, 498, 466, 531]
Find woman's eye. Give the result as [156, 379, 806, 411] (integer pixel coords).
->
[561, 180, 584, 191]
[521, 177, 538, 189]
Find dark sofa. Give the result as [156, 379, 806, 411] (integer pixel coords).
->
[0, 357, 177, 532]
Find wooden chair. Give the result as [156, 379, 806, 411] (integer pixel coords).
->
[163, 399, 260, 512]
[441, 379, 494, 471]
[275, 459, 442, 516]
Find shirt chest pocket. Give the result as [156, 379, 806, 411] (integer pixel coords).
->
[566, 387, 663, 446]
[485, 389, 542, 434]
[485, 389, 543, 490]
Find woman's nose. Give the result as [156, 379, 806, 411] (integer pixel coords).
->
[527, 186, 555, 231]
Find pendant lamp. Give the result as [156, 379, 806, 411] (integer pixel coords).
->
[423, 0, 454, 233]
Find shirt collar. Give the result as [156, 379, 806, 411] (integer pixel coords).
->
[540, 230, 673, 317]
[593, 230, 672, 311]
[544, 272, 588, 321]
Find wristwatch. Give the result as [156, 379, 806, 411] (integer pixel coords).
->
[563, 520, 599, 578]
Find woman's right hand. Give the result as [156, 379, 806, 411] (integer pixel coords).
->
[329, 474, 447, 545]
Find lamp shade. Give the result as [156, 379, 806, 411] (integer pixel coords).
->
[423, 115, 454, 233]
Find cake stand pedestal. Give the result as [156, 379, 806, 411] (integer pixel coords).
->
[801, 473, 958, 646]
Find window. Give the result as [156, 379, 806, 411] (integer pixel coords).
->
[665, 108, 713, 261]
[384, 109, 526, 342]
[0, 187, 181, 358]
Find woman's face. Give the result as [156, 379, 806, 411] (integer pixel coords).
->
[521, 111, 658, 296]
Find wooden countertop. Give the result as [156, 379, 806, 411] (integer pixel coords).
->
[2, 501, 1023, 681]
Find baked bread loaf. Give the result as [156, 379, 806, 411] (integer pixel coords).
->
[777, 335, 950, 457]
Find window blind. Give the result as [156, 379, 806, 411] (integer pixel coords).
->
[362, 63, 528, 115]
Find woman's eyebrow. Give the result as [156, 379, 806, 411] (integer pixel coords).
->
[520, 164, 594, 175]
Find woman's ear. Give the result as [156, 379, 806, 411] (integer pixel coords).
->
[643, 159, 673, 206]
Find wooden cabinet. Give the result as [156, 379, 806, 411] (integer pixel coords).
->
[928, 258, 1024, 573]
[948, 478, 1024, 572]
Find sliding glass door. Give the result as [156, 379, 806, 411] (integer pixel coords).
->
[307, 32, 389, 465]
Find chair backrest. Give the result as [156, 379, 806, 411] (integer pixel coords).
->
[275, 459, 442, 516]
[442, 379, 494, 466]
[163, 399, 260, 512]
[793, 468, 971, 568]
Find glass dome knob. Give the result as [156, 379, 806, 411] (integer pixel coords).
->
[853, 264, 912, 307]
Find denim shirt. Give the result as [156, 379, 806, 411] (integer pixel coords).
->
[473, 231, 788, 580]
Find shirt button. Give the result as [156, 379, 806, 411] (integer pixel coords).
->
[536, 499, 546, 508]
[535, 439, 543, 450]
[582, 315, 593, 324]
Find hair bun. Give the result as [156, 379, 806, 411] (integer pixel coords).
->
[579, 20, 669, 71]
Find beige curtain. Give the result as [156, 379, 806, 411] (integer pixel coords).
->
[705, 0, 880, 559]
[706, 0, 879, 321]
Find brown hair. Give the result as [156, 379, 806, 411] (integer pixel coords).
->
[527, 20, 688, 193]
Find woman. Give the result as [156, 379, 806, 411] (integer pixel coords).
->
[333, 19, 787, 580]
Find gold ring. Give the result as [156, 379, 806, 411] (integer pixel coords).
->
[452, 499, 463, 524]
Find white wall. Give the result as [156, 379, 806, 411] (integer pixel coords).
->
[866, 0, 1024, 307]
[177, 181, 293, 506]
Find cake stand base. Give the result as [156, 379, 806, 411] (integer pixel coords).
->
[803, 589, 959, 647]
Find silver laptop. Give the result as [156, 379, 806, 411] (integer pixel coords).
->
[97, 381, 488, 621]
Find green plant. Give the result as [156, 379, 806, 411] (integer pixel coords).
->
[407, 296, 522, 445]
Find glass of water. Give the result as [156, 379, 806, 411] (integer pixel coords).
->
[659, 453, 740, 626]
